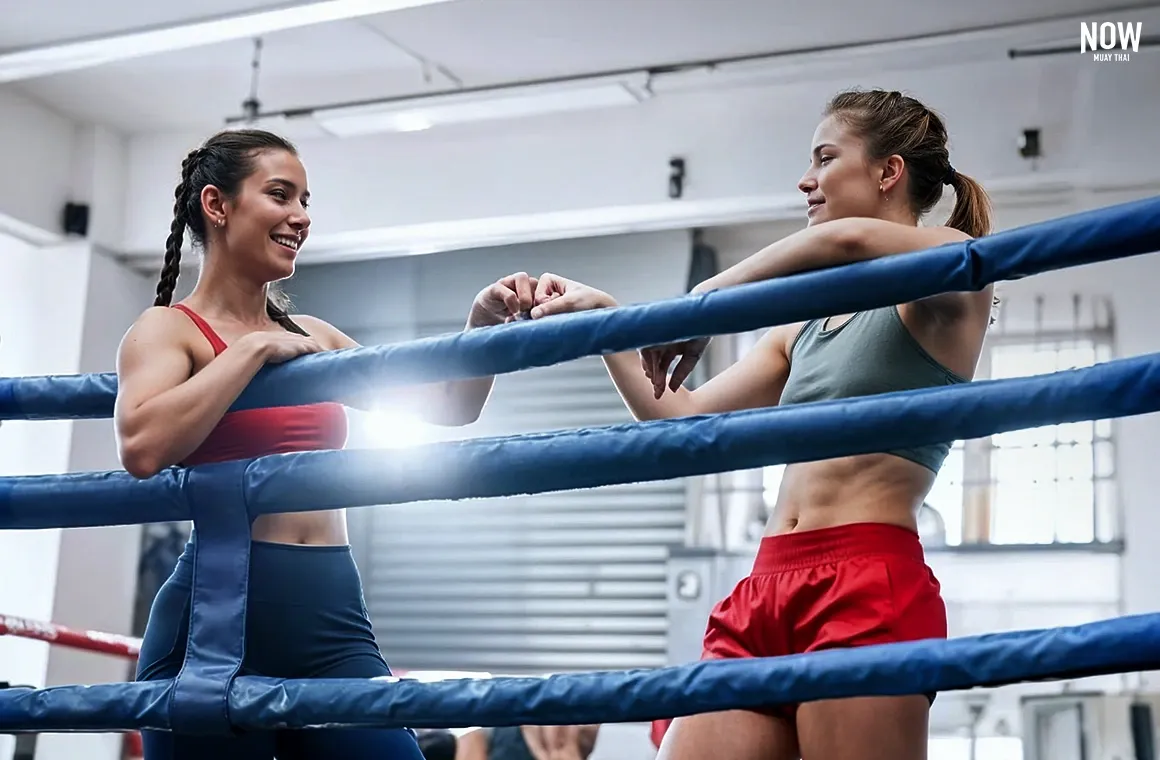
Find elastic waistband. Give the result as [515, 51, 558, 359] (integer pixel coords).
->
[178, 538, 352, 563]
[752, 522, 924, 574]
[172, 539, 360, 604]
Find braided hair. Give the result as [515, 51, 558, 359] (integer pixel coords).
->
[154, 129, 308, 336]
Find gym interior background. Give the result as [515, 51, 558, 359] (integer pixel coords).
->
[1, 1, 1159, 758]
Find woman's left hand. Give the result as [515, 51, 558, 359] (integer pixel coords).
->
[468, 271, 538, 327]
[640, 336, 710, 399]
[640, 281, 716, 397]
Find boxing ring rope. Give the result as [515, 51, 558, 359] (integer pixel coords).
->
[0, 614, 140, 659]
[1, 196, 1159, 736]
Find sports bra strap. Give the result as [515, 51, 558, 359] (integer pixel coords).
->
[172, 303, 228, 356]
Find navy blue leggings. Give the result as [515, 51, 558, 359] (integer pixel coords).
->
[136, 540, 424, 760]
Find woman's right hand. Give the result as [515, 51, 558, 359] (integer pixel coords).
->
[243, 330, 325, 364]
[530, 273, 617, 318]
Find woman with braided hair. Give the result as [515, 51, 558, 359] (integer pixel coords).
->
[115, 129, 538, 759]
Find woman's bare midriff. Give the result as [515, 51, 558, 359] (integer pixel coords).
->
[765, 453, 935, 536]
[251, 510, 350, 545]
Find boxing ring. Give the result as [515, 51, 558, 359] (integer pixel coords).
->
[2, 196, 1160, 737]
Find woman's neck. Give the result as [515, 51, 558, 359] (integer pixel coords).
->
[185, 260, 270, 326]
[877, 204, 919, 227]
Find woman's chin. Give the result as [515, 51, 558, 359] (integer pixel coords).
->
[260, 260, 296, 284]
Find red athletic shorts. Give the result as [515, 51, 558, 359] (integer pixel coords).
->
[651, 522, 946, 747]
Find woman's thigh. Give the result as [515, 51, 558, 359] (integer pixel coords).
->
[658, 709, 800, 760]
[797, 695, 929, 760]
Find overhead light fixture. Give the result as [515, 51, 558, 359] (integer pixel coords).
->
[0, 0, 453, 83]
[1009, 34, 1159, 58]
[313, 74, 653, 137]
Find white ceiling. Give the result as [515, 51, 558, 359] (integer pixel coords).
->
[4, 0, 1156, 134]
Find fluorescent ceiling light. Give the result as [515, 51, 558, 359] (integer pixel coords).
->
[0, 0, 453, 83]
[315, 74, 652, 137]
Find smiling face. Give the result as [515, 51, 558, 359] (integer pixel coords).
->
[798, 114, 889, 226]
[206, 148, 311, 283]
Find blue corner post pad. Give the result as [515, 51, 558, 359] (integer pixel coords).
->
[169, 460, 253, 736]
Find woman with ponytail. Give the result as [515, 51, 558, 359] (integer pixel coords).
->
[527, 89, 996, 760]
[115, 129, 536, 759]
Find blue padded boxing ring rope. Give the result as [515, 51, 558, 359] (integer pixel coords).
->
[1, 195, 1160, 736]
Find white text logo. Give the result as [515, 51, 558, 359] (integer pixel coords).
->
[1081, 22, 1142, 62]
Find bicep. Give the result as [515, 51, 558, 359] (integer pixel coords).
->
[687, 324, 798, 416]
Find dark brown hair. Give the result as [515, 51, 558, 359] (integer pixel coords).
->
[154, 128, 307, 335]
[824, 89, 993, 238]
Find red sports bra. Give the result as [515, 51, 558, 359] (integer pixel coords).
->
[172, 304, 348, 467]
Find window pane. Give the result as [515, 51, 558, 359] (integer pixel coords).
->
[1056, 421, 1093, 445]
[1095, 418, 1113, 439]
[1057, 442, 1094, 482]
[763, 464, 785, 509]
[1055, 344, 1096, 369]
[991, 447, 1057, 543]
[1095, 479, 1119, 543]
[1056, 479, 1096, 543]
[1094, 440, 1116, 478]
[927, 445, 964, 546]
[982, 334, 1117, 546]
[993, 423, 1056, 447]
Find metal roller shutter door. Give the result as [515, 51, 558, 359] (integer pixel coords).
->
[352, 320, 686, 674]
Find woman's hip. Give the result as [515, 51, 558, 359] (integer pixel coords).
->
[136, 539, 385, 681]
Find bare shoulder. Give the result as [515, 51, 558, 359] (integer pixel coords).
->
[116, 306, 199, 384]
[120, 306, 198, 354]
[765, 321, 808, 358]
[292, 314, 360, 350]
[926, 225, 972, 245]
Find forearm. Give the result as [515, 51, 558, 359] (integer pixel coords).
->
[423, 314, 502, 425]
[697, 217, 971, 294]
[697, 220, 864, 292]
[427, 376, 495, 426]
[119, 340, 269, 475]
[603, 351, 696, 421]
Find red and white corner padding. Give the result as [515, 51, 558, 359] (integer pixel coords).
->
[1, 614, 144, 758]
[0, 613, 141, 659]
